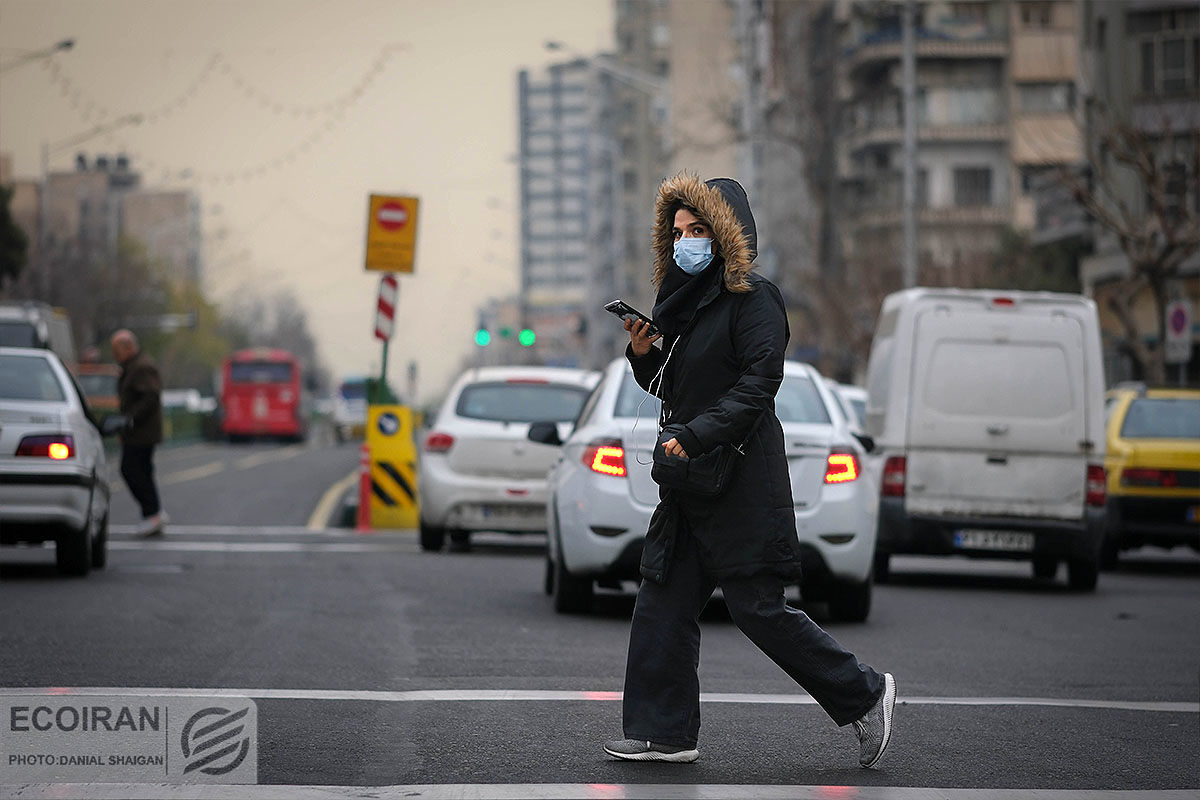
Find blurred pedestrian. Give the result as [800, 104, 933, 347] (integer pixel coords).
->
[605, 174, 895, 767]
[110, 329, 168, 537]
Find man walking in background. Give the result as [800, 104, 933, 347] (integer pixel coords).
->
[110, 329, 167, 536]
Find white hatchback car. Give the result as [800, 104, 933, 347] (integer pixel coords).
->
[418, 365, 601, 551]
[532, 357, 879, 620]
[0, 347, 113, 575]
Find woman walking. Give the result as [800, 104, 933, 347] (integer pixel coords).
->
[604, 174, 895, 767]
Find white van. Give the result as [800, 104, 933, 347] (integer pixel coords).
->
[864, 288, 1107, 591]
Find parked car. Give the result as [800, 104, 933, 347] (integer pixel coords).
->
[0, 347, 116, 575]
[864, 288, 1107, 591]
[0, 301, 77, 368]
[828, 380, 867, 432]
[418, 365, 601, 551]
[531, 357, 879, 620]
[1101, 385, 1200, 567]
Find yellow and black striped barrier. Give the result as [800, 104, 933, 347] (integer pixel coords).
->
[365, 405, 420, 529]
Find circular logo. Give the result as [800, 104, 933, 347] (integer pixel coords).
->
[376, 202, 409, 231]
[1168, 306, 1187, 335]
[378, 412, 400, 437]
[181, 707, 252, 776]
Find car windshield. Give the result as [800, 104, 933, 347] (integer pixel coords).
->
[77, 373, 118, 397]
[615, 373, 662, 418]
[456, 381, 589, 423]
[340, 381, 367, 400]
[1120, 397, 1200, 439]
[0, 321, 40, 348]
[0, 354, 66, 402]
[230, 361, 294, 384]
[615, 371, 831, 424]
[776, 374, 831, 424]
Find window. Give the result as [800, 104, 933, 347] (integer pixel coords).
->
[775, 375, 832, 425]
[1163, 161, 1188, 223]
[0, 321, 40, 348]
[0, 354, 66, 402]
[455, 382, 590, 423]
[615, 373, 661, 418]
[1129, 9, 1200, 97]
[953, 167, 993, 206]
[1019, 1, 1052, 29]
[229, 361, 295, 384]
[1120, 397, 1200, 439]
[1018, 82, 1075, 113]
[949, 2, 990, 25]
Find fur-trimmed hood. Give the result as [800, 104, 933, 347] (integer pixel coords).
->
[652, 174, 757, 293]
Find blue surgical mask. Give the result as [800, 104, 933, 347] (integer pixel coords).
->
[674, 237, 715, 275]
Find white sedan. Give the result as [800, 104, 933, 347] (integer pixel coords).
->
[531, 357, 880, 620]
[0, 347, 113, 575]
[418, 365, 601, 551]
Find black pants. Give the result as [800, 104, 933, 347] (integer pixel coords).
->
[622, 529, 883, 748]
[120, 444, 161, 518]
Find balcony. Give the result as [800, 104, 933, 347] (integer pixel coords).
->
[846, 123, 1008, 153]
[853, 205, 1011, 230]
[848, 28, 1008, 73]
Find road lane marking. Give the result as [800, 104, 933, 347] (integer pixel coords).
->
[159, 461, 226, 486]
[110, 525, 360, 536]
[3, 687, 1194, 714]
[234, 444, 307, 470]
[306, 469, 359, 530]
[0, 785, 1193, 799]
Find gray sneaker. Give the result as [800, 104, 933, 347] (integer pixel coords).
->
[853, 672, 896, 768]
[603, 739, 700, 763]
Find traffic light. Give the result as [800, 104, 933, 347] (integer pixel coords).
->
[474, 329, 491, 346]
[519, 328, 536, 347]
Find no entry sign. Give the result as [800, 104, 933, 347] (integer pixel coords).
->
[365, 194, 419, 273]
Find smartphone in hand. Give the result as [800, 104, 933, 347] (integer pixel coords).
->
[604, 300, 659, 336]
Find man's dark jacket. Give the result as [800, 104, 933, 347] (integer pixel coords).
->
[118, 350, 164, 446]
[627, 175, 804, 584]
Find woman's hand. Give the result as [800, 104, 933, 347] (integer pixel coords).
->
[625, 317, 661, 356]
[661, 437, 688, 459]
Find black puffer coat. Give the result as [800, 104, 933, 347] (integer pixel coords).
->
[628, 175, 803, 583]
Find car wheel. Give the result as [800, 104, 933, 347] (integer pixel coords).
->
[826, 578, 871, 623]
[449, 529, 471, 552]
[872, 551, 891, 584]
[553, 552, 593, 614]
[419, 521, 445, 552]
[56, 521, 92, 577]
[1031, 556, 1057, 580]
[91, 512, 109, 570]
[1067, 556, 1099, 592]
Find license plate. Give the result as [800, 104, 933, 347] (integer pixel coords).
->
[954, 529, 1035, 552]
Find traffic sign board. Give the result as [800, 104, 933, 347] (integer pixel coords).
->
[365, 194, 419, 273]
[1165, 299, 1192, 364]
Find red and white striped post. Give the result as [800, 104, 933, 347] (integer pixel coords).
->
[355, 442, 372, 532]
[375, 274, 397, 342]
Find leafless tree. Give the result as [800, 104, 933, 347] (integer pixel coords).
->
[1061, 105, 1200, 384]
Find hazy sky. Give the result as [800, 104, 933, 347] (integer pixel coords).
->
[0, 0, 613, 402]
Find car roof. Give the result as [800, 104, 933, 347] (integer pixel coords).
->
[0, 345, 58, 360]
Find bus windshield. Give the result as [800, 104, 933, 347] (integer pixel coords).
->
[229, 361, 295, 384]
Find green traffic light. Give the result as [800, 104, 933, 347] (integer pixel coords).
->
[475, 329, 491, 346]
[518, 328, 536, 347]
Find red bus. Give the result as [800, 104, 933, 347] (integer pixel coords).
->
[219, 348, 309, 441]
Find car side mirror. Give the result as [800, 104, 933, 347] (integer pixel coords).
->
[853, 432, 875, 454]
[100, 414, 129, 437]
[527, 421, 563, 447]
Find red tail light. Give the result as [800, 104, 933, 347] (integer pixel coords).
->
[1120, 468, 1178, 488]
[1086, 464, 1106, 507]
[16, 435, 75, 460]
[584, 439, 627, 477]
[881, 455, 906, 497]
[824, 451, 860, 484]
[424, 432, 455, 453]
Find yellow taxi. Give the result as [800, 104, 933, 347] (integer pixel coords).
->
[1102, 385, 1200, 567]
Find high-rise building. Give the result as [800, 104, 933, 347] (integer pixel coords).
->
[517, 59, 623, 368]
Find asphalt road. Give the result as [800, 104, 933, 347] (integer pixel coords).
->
[1, 435, 1197, 798]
